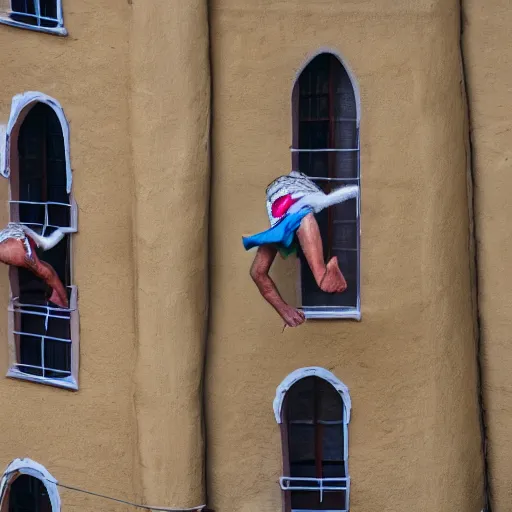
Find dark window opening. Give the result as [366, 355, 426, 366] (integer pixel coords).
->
[13, 103, 71, 379]
[8, 475, 52, 512]
[10, 0, 59, 28]
[284, 376, 347, 511]
[294, 53, 360, 310]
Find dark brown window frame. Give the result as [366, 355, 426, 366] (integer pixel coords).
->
[291, 52, 361, 320]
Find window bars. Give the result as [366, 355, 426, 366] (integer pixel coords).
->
[7, 286, 78, 390]
[0, 0, 66, 35]
[280, 476, 350, 512]
[9, 200, 75, 234]
[292, 144, 361, 320]
[7, 200, 77, 390]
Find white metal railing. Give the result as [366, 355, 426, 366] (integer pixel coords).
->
[9, 200, 73, 234]
[9, 290, 74, 379]
[10, 10, 58, 23]
[290, 147, 360, 153]
[279, 476, 350, 503]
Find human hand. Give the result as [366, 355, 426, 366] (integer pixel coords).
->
[280, 306, 306, 327]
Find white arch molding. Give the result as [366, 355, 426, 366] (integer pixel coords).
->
[291, 48, 361, 125]
[273, 366, 352, 424]
[0, 458, 61, 512]
[0, 92, 72, 193]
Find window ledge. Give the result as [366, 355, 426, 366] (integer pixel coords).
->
[0, 17, 67, 36]
[6, 367, 77, 390]
[302, 307, 361, 321]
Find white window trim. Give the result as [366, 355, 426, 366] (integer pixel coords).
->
[3, 92, 79, 391]
[273, 366, 351, 424]
[275, 367, 352, 512]
[0, 458, 60, 512]
[0, 0, 66, 36]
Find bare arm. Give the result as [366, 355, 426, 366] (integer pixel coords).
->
[249, 245, 305, 327]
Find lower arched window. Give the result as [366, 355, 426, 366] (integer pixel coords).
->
[274, 368, 351, 512]
[7, 475, 52, 512]
[0, 459, 60, 512]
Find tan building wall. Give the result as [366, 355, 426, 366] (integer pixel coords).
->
[463, 1, 512, 510]
[0, 1, 138, 510]
[129, 0, 210, 508]
[207, 1, 484, 511]
[0, 0, 491, 511]
[0, 0, 211, 509]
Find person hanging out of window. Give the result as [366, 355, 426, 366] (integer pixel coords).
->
[243, 171, 358, 327]
[0, 223, 75, 308]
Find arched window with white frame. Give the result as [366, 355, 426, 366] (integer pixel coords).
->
[0, 458, 60, 512]
[0, 0, 66, 35]
[2, 92, 79, 390]
[274, 367, 351, 512]
[292, 52, 360, 320]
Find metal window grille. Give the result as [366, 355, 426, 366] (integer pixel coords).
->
[11, 298, 73, 377]
[280, 476, 350, 512]
[9, 200, 73, 234]
[0, 0, 66, 35]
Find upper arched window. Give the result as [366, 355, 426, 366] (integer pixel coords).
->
[4, 92, 78, 390]
[275, 368, 351, 512]
[292, 52, 360, 319]
[0, 0, 66, 35]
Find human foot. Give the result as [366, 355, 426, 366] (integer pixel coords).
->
[319, 256, 347, 293]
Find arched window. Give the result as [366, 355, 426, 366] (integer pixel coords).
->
[5, 92, 78, 390]
[7, 475, 52, 512]
[0, 459, 60, 512]
[292, 52, 360, 319]
[0, 0, 66, 35]
[275, 368, 351, 512]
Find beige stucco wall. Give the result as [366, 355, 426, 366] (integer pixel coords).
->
[0, 0, 212, 509]
[0, 1, 138, 510]
[129, 0, 210, 508]
[207, 1, 484, 511]
[0, 0, 211, 510]
[463, 1, 512, 510]
[0, 0, 490, 511]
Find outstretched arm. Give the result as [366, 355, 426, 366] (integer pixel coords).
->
[250, 245, 305, 327]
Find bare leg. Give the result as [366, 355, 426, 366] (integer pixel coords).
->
[250, 245, 305, 327]
[25, 238, 69, 308]
[0, 238, 69, 308]
[296, 213, 347, 294]
[35, 260, 69, 308]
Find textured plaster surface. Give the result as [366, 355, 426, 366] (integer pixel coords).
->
[207, 1, 484, 511]
[0, 1, 138, 510]
[463, 1, 512, 509]
[130, 0, 210, 508]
